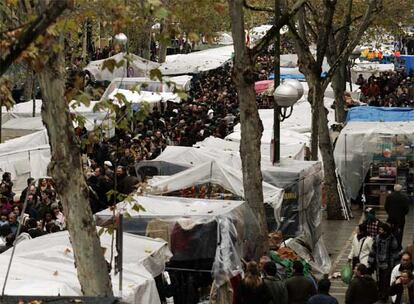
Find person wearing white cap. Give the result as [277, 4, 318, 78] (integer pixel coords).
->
[385, 184, 410, 248]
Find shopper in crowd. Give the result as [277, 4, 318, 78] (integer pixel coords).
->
[348, 223, 374, 268]
[236, 261, 271, 304]
[368, 222, 400, 302]
[262, 261, 288, 304]
[307, 278, 338, 304]
[363, 208, 382, 239]
[389, 270, 414, 304]
[345, 263, 379, 304]
[385, 184, 410, 248]
[391, 252, 414, 288]
[285, 260, 316, 304]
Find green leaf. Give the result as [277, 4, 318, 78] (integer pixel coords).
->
[149, 68, 163, 82]
[155, 7, 168, 19]
[101, 59, 117, 73]
[132, 203, 146, 213]
[98, 227, 105, 236]
[177, 91, 188, 100]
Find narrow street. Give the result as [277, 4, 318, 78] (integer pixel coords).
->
[322, 204, 414, 304]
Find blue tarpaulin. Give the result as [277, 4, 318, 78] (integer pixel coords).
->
[400, 55, 414, 73]
[346, 106, 414, 122]
[268, 71, 327, 80]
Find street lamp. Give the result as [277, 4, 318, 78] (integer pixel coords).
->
[114, 32, 128, 46]
[114, 33, 130, 77]
[272, 80, 303, 164]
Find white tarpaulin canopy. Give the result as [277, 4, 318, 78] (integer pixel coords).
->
[0, 230, 172, 303]
[98, 195, 244, 218]
[2, 99, 109, 131]
[160, 46, 234, 75]
[84, 52, 160, 81]
[334, 121, 414, 200]
[148, 160, 284, 206]
[351, 62, 394, 83]
[0, 130, 50, 191]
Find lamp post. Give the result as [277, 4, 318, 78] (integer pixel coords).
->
[272, 80, 304, 164]
[114, 32, 129, 77]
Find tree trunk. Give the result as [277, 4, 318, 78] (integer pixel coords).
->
[315, 83, 343, 220]
[37, 36, 113, 296]
[229, 0, 268, 256]
[331, 61, 347, 123]
[158, 23, 168, 63]
[309, 84, 319, 161]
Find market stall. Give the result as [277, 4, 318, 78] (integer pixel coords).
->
[0, 230, 172, 304]
[84, 52, 160, 81]
[334, 107, 414, 205]
[96, 195, 261, 302]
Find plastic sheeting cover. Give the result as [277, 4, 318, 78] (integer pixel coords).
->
[96, 195, 261, 286]
[0, 230, 172, 303]
[148, 160, 284, 206]
[346, 106, 414, 122]
[84, 52, 160, 81]
[160, 46, 234, 75]
[334, 121, 414, 200]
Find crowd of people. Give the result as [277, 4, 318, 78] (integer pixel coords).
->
[231, 185, 413, 304]
[83, 62, 240, 212]
[356, 70, 414, 107]
[0, 174, 65, 253]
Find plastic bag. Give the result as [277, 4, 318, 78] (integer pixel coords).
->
[341, 263, 352, 284]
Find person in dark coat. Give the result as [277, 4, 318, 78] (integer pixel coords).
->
[368, 222, 400, 302]
[307, 278, 338, 304]
[345, 263, 378, 304]
[389, 270, 414, 304]
[262, 261, 288, 304]
[285, 261, 316, 304]
[116, 166, 139, 196]
[236, 261, 271, 304]
[385, 184, 410, 248]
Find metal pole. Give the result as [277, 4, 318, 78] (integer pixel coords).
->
[118, 214, 123, 296]
[273, 0, 281, 165]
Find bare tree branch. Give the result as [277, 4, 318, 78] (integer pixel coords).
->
[251, 0, 307, 59]
[243, 0, 274, 12]
[322, 0, 382, 89]
[0, 0, 70, 77]
[315, 0, 337, 67]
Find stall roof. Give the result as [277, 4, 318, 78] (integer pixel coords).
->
[346, 106, 414, 122]
[160, 46, 234, 75]
[97, 195, 244, 218]
[148, 160, 284, 206]
[0, 231, 171, 303]
[334, 121, 414, 200]
[84, 52, 160, 81]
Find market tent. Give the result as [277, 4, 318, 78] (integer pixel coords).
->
[346, 106, 414, 122]
[84, 52, 160, 81]
[159, 45, 234, 75]
[0, 130, 50, 191]
[334, 120, 414, 200]
[217, 32, 233, 45]
[155, 144, 242, 169]
[1, 117, 44, 140]
[148, 160, 284, 207]
[0, 230, 171, 303]
[2, 99, 109, 130]
[350, 61, 394, 83]
[1, 99, 42, 120]
[96, 195, 260, 287]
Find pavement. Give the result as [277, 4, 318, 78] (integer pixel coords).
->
[320, 203, 414, 304]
